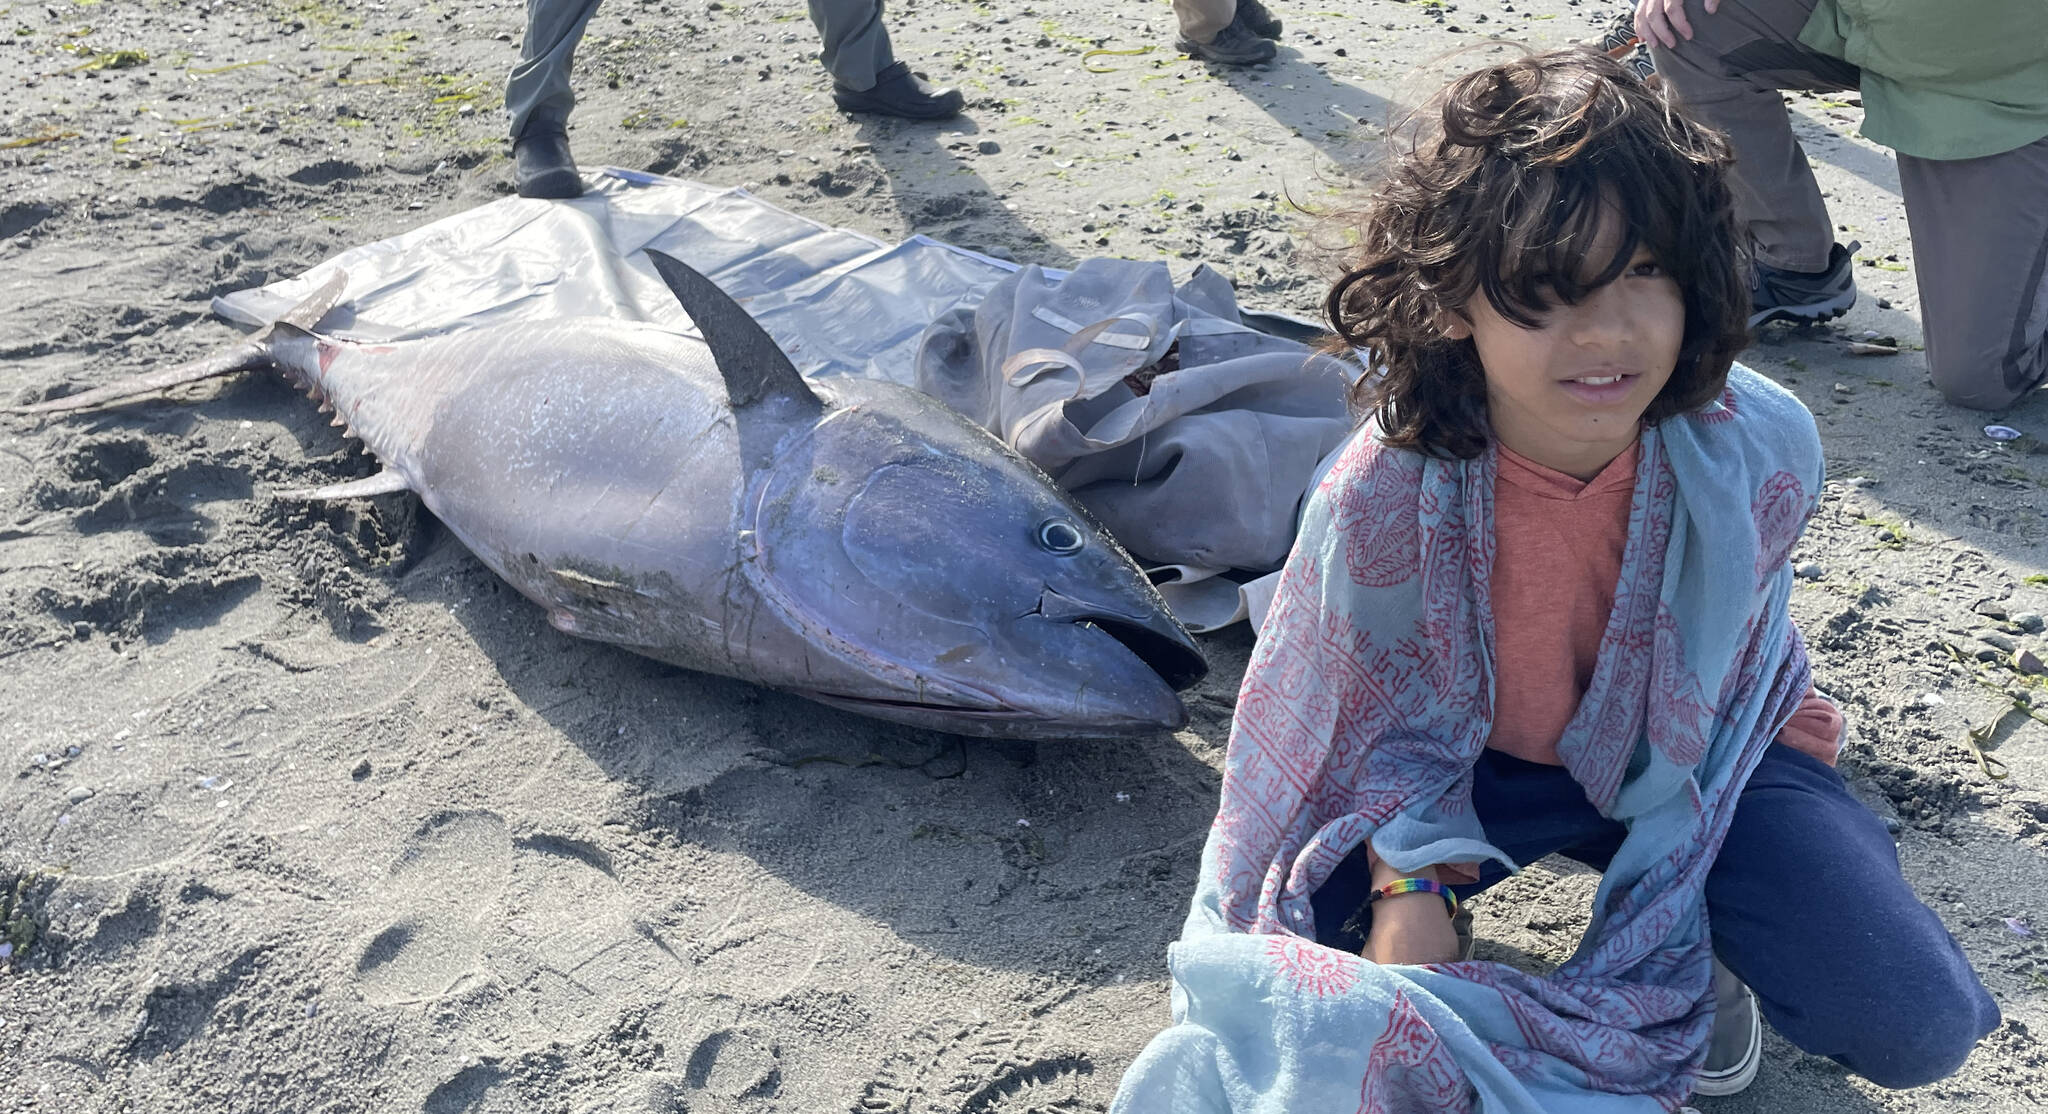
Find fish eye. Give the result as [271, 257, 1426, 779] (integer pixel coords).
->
[1035, 518, 1085, 555]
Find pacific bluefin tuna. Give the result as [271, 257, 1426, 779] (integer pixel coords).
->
[10, 252, 1207, 737]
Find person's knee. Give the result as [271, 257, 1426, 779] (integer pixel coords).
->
[1839, 999, 1997, 1089]
[1926, 340, 2046, 411]
[1788, 972, 1998, 1089]
[1918, 249, 2048, 409]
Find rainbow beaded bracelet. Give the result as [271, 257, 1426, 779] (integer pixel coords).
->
[1369, 877, 1459, 919]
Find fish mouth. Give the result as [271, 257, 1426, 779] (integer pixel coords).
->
[785, 591, 1207, 738]
[1033, 589, 1208, 691]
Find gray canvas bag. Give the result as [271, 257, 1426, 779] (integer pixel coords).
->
[914, 259, 1356, 627]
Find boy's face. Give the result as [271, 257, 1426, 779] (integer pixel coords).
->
[1444, 218, 1683, 481]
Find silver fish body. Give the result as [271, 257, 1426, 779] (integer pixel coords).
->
[28, 257, 1206, 737]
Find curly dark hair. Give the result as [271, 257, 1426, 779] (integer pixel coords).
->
[1325, 47, 1750, 459]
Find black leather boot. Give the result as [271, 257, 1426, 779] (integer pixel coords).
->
[1177, 13, 1276, 66]
[513, 107, 583, 199]
[831, 61, 964, 120]
[1238, 0, 1283, 39]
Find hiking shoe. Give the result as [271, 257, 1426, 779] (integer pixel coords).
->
[1238, 0, 1283, 39]
[1594, 8, 1658, 85]
[1695, 958, 1762, 1097]
[1750, 240, 1859, 328]
[1599, 5, 1638, 54]
[1178, 14, 1277, 65]
[1619, 45, 1658, 85]
[832, 61, 964, 120]
[513, 118, 583, 199]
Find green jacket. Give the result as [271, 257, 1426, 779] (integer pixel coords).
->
[1801, 0, 2048, 160]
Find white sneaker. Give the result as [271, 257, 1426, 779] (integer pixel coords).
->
[1694, 957, 1762, 1097]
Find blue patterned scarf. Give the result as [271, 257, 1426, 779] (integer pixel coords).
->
[1113, 366, 1823, 1112]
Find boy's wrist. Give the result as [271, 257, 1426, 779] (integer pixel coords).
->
[1369, 859, 1440, 887]
[1373, 889, 1449, 916]
[1362, 893, 1463, 965]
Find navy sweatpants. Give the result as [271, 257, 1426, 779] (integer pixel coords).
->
[1312, 745, 2000, 1089]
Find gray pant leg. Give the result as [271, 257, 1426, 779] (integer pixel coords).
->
[1173, 0, 1238, 44]
[1648, 0, 1859, 273]
[809, 0, 892, 92]
[1900, 136, 2048, 410]
[506, 0, 603, 140]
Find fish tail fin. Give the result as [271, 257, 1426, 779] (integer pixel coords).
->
[5, 270, 350, 417]
[4, 339, 276, 416]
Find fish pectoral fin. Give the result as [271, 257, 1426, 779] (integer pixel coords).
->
[274, 468, 412, 501]
[540, 567, 668, 645]
[543, 598, 644, 646]
[549, 566, 632, 598]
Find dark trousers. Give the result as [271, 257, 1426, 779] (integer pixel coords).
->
[507, 0, 895, 140]
[1312, 745, 2000, 1089]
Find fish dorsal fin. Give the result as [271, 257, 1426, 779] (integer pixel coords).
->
[644, 249, 822, 413]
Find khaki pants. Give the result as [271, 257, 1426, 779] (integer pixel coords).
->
[1651, 0, 2048, 409]
[1173, 0, 1237, 45]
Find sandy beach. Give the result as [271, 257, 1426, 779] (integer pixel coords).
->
[3, 1, 2046, 1111]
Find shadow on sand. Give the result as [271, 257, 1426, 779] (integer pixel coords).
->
[851, 113, 1082, 271]
[439, 551, 1239, 983]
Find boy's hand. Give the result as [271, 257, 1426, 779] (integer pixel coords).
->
[1362, 891, 1463, 965]
[1635, 0, 1721, 50]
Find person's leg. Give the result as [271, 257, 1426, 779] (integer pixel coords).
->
[1171, 0, 1274, 65]
[1705, 745, 2000, 1088]
[505, 0, 601, 198]
[1647, 0, 1857, 273]
[1899, 135, 2048, 410]
[505, 0, 603, 142]
[808, 0, 893, 93]
[1172, 0, 1237, 45]
[810, 0, 962, 119]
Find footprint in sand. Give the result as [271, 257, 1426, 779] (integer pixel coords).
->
[359, 812, 692, 1019]
[495, 827, 689, 1008]
[858, 1015, 1097, 1114]
[676, 1026, 784, 1108]
[355, 810, 511, 1006]
[417, 1010, 781, 1113]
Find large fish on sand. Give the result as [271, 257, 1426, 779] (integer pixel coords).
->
[10, 252, 1207, 737]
